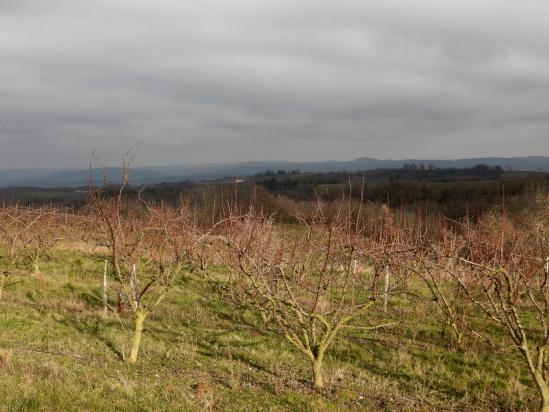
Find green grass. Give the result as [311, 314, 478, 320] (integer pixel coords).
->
[0, 251, 539, 411]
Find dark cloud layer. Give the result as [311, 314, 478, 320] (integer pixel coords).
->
[1, 0, 548, 169]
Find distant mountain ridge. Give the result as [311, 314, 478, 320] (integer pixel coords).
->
[1, 156, 548, 188]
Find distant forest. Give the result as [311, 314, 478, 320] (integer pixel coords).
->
[1, 164, 548, 220]
[251, 165, 547, 216]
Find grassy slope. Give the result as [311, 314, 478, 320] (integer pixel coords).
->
[0, 251, 539, 411]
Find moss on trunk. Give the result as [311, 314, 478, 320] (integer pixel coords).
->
[312, 357, 324, 389]
[127, 311, 147, 364]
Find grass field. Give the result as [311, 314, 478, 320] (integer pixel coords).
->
[0, 250, 540, 411]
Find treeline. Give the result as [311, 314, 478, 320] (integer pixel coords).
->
[253, 165, 549, 218]
[256, 163, 507, 183]
[2, 165, 549, 221]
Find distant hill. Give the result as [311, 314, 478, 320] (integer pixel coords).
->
[1, 156, 548, 188]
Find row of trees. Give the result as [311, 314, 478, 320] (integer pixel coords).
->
[394, 196, 549, 411]
[0, 205, 68, 299]
[1, 167, 549, 410]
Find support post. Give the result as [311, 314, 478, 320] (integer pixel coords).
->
[384, 266, 390, 313]
[102, 260, 108, 315]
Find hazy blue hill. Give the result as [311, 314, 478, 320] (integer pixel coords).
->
[1, 156, 548, 188]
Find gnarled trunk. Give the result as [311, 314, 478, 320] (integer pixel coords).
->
[312, 357, 324, 389]
[311, 346, 326, 389]
[521, 344, 549, 412]
[127, 311, 147, 364]
[532, 371, 549, 412]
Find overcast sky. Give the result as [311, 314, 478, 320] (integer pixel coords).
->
[1, 0, 548, 169]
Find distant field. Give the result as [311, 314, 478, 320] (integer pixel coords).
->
[0, 250, 539, 411]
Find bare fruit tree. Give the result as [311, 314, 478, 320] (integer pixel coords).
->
[403, 218, 471, 347]
[445, 204, 549, 412]
[0, 206, 23, 300]
[199, 199, 399, 389]
[0, 206, 60, 299]
[88, 154, 191, 363]
[23, 208, 63, 282]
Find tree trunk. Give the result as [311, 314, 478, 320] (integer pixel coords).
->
[541, 392, 549, 412]
[522, 344, 549, 412]
[127, 311, 146, 364]
[450, 322, 463, 348]
[311, 349, 326, 389]
[533, 372, 549, 412]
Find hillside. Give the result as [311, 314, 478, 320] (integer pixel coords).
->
[0, 249, 538, 411]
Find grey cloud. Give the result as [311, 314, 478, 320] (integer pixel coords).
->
[0, 0, 548, 169]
